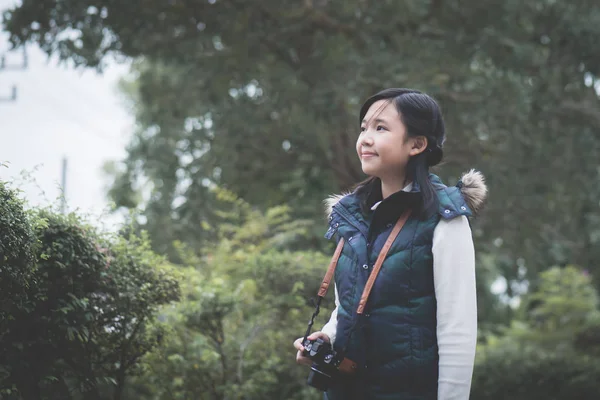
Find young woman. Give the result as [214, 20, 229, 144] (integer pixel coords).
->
[293, 88, 486, 399]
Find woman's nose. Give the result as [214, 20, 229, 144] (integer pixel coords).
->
[361, 134, 374, 146]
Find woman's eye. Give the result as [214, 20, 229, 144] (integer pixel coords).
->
[360, 126, 366, 132]
[376, 125, 386, 131]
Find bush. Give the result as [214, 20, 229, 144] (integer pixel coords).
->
[0, 201, 180, 399]
[126, 195, 331, 400]
[0, 181, 36, 308]
[574, 313, 600, 357]
[0, 182, 37, 397]
[471, 345, 600, 400]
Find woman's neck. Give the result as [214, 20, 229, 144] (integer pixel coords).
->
[380, 175, 408, 199]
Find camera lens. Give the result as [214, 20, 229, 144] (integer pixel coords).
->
[307, 364, 332, 392]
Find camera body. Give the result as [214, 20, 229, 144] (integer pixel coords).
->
[302, 337, 342, 391]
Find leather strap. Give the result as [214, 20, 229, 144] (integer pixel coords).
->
[316, 209, 412, 311]
[338, 357, 358, 374]
[317, 238, 345, 297]
[313, 209, 411, 375]
[356, 209, 411, 314]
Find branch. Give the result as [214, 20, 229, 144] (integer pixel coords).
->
[236, 322, 268, 383]
[329, 129, 363, 189]
[558, 99, 600, 127]
[260, 36, 301, 70]
[120, 317, 146, 369]
[307, 10, 358, 36]
[437, 89, 484, 103]
[215, 319, 228, 385]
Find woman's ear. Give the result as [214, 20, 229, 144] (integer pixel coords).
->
[409, 136, 428, 156]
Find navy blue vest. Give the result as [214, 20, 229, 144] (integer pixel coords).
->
[324, 175, 472, 400]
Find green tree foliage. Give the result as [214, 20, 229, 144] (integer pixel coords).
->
[5, 1, 600, 397]
[480, 266, 599, 350]
[521, 266, 598, 341]
[0, 188, 180, 400]
[471, 346, 600, 400]
[123, 191, 332, 400]
[472, 266, 600, 399]
[0, 181, 36, 315]
[573, 312, 600, 357]
[0, 182, 37, 397]
[6, 1, 600, 295]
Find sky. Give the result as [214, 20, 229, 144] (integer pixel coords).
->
[0, 0, 133, 230]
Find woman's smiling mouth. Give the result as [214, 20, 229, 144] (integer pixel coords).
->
[360, 151, 378, 158]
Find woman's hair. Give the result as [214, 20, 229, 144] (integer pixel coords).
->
[355, 88, 446, 217]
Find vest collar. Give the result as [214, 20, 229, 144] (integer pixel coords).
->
[324, 170, 488, 221]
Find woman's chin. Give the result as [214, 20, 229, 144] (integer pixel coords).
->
[361, 165, 379, 176]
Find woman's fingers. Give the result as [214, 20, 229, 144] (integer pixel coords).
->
[294, 337, 305, 350]
[296, 350, 312, 366]
[307, 331, 330, 343]
[293, 337, 312, 365]
[293, 332, 332, 366]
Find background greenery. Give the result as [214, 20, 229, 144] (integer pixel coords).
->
[2, 1, 600, 398]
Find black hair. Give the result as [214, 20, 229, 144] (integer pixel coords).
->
[355, 88, 446, 218]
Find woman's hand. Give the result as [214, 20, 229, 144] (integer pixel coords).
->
[293, 331, 331, 366]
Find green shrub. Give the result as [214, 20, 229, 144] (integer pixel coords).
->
[126, 196, 330, 400]
[0, 182, 37, 398]
[574, 313, 600, 357]
[0, 181, 35, 305]
[1, 205, 180, 399]
[472, 345, 600, 400]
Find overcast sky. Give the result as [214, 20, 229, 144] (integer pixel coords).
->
[0, 0, 133, 230]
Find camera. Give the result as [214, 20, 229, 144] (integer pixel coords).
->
[302, 337, 341, 391]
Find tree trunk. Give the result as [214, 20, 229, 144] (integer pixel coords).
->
[113, 370, 126, 400]
[329, 130, 363, 190]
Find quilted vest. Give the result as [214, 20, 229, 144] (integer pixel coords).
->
[324, 174, 472, 400]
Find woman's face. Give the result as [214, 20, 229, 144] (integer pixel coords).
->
[357, 99, 424, 181]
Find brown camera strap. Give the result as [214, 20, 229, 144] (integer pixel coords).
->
[356, 209, 411, 314]
[317, 237, 346, 297]
[315, 209, 411, 374]
[316, 209, 412, 312]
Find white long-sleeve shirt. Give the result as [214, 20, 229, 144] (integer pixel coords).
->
[321, 214, 477, 400]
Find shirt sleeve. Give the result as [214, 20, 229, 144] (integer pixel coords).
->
[433, 215, 478, 400]
[321, 283, 340, 345]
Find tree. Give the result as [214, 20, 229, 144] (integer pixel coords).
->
[0, 180, 35, 317]
[472, 266, 600, 400]
[525, 267, 597, 327]
[124, 190, 332, 399]
[0, 181, 36, 398]
[471, 346, 600, 400]
[478, 265, 599, 354]
[5, 0, 600, 308]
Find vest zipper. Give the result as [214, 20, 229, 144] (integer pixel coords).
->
[324, 223, 338, 240]
[331, 204, 369, 242]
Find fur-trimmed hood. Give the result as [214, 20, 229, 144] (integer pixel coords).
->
[323, 170, 487, 218]
[456, 169, 487, 215]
